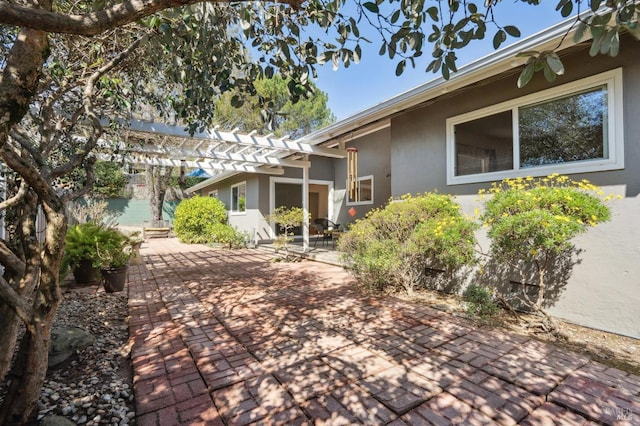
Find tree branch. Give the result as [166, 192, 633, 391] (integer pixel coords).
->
[0, 275, 34, 331]
[9, 128, 43, 166]
[0, 180, 29, 212]
[0, 145, 59, 210]
[51, 34, 147, 179]
[0, 0, 303, 36]
[0, 239, 27, 277]
[60, 157, 96, 203]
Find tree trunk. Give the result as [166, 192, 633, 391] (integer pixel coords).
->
[0, 308, 56, 424]
[146, 165, 172, 221]
[0, 193, 40, 381]
[0, 208, 66, 424]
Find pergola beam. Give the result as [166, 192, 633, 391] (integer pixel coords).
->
[126, 143, 311, 168]
[96, 154, 285, 175]
[121, 120, 347, 159]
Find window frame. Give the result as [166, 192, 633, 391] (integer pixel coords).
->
[208, 189, 219, 198]
[230, 181, 247, 215]
[446, 68, 624, 185]
[346, 175, 374, 206]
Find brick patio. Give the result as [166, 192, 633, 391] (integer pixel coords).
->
[128, 238, 639, 425]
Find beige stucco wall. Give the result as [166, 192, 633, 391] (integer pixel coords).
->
[385, 40, 640, 338]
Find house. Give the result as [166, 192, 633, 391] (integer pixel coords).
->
[188, 18, 639, 338]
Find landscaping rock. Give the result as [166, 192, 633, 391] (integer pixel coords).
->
[40, 415, 76, 426]
[49, 327, 95, 368]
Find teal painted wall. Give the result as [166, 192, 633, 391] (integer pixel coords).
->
[103, 199, 180, 226]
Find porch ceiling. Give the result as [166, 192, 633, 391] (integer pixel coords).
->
[98, 119, 347, 178]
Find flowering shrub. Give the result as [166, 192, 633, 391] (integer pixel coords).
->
[479, 174, 613, 316]
[173, 196, 228, 243]
[338, 193, 477, 294]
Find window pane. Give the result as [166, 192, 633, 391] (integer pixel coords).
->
[232, 187, 239, 210]
[519, 86, 607, 168]
[231, 183, 246, 212]
[454, 111, 513, 176]
[360, 178, 372, 202]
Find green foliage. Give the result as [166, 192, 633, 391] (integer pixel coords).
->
[463, 284, 500, 320]
[480, 174, 612, 263]
[339, 193, 478, 293]
[63, 224, 132, 270]
[173, 196, 228, 244]
[210, 223, 246, 249]
[95, 228, 133, 268]
[93, 161, 127, 198]
[267, 206, 306, 260]
[214, 75, 335, 139]
[479, 174, 614, 314]
[63, 223, 105, 270]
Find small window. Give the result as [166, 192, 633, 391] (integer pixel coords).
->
[347, 175, 374, 205]
[447, 69, 623, 185]
[208, 190, 218, 198]
[231, 182, 246, 213]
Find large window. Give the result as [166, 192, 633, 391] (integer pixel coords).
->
[447, 69, 624, 184]
[231, 182, 246, 213]
[346, 175, 374, 205]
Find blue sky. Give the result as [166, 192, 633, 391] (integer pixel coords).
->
[313, 2, 567, 120]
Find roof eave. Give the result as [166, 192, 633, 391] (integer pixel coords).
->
[185, 171, 240, 193]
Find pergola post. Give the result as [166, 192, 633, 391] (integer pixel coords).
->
[302, 161, 310, 252]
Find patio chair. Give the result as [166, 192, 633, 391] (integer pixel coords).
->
[313, 218, 340, 248]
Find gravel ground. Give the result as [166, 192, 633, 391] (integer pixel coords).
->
[37, 286, 135, 425]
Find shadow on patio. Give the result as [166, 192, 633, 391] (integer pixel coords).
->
[126, 238, 640, 425]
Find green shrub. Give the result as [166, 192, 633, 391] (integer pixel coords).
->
[173, 196, 227, 243]
[62, 224, 132, 274]
[463, 284, 499, 319]
[480, 174, 612, 315]
[63, 223, 105, 270]
[338, 193, 478, 294]
[209, 223, 246, 248]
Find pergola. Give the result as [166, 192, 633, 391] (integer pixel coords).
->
[98, 119, 347, 251]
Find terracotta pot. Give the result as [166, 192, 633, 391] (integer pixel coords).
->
[72, 259, 99, 284]
[101, 266, 128, 293]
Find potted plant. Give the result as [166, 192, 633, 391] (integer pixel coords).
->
[95, 228, 133, 293]
[63, 223, 104, 284]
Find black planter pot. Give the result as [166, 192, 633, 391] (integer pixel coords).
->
[101, 266, 128, 293]
[72, 259, 100, 284]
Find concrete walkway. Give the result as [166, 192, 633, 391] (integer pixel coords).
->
[128, 238, 639, 425]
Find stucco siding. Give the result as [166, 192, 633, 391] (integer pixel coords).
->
[387, 41, 640, 338]
[334, 126, 392, 225]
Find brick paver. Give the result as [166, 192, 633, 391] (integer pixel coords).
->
[128, 239, 639, 425]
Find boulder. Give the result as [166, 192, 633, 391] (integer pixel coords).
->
[39, 415, 76, 426]
[48, 327, 95, 368]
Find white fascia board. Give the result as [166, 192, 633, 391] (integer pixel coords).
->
[298, 15, 588, 146]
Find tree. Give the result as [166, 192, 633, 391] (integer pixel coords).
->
[214, 75, 335, 139]
[146, 165, 174, 221]
[0, 0, 637, 423]
[93, 161, 127, 198]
